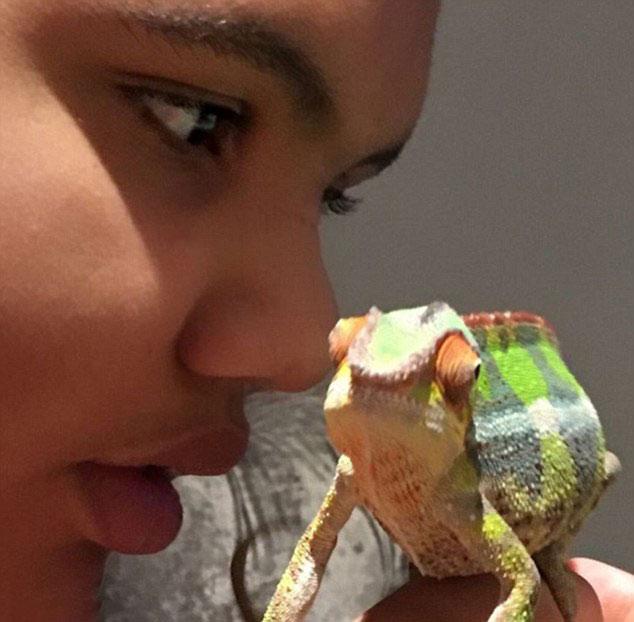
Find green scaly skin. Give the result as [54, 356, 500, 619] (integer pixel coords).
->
[263, 302, 620, 622]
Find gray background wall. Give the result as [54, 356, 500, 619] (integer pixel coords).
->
[321, 2, 633, 569]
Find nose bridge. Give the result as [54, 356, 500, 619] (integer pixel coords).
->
[178, 218, 338, 392]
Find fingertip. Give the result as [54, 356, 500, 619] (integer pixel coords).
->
[568, 557, 634, 622]
[533, 569, 601, 622]
[572, 569, 603, 622]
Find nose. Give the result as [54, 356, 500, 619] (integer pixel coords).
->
[177, 218, 338, 393]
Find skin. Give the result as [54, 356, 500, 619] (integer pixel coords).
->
[0, 1, 628, 621]
[0, 0, 436, 620]
[358, 559, 634, 622]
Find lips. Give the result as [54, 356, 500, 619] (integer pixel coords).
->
[81, 420, 250, 555]
[144, 424, 250, 476]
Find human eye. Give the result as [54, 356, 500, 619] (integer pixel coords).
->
[117, 80, 244, 158]
[117, 77, 360, 215]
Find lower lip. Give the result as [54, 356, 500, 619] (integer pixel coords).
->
[80, 416, 250, 554]
[79, 463, 183, 555]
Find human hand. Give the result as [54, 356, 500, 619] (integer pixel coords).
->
[356, 558, 633, 622]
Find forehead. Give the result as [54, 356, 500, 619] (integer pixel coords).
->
[301, 0, 439, 147]
[260, 0, 438, 144]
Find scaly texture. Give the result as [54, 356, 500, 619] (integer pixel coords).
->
[263, 302, 621, 622]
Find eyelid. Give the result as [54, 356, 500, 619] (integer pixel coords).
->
[119, 83, 243, 129]
[117, 78, 247, 159]
[333, 162, 383, 193]
[116, 71, 246, 116]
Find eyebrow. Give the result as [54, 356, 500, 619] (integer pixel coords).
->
[117, 7, 336, 124]
[107, 5, 410, 178]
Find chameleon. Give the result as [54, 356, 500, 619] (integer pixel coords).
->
[263, 302, 620, 622]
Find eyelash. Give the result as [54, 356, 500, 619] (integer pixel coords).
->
[321, 188, 362, 215]
[120, 83, 360, 215]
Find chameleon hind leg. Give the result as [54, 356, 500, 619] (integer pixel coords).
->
[533, 538, 576, 622]
[262, 455, 357, 622]
[532, 450, 622, 622]
[533, 450, 622, 622]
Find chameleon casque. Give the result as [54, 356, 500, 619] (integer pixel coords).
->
[263, 302, 620, 622]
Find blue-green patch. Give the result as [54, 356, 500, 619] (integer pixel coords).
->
[550, 398, 602, 496]
[475, 408, 543, 501]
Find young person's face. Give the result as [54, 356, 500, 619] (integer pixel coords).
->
[0, 0, 438, 613]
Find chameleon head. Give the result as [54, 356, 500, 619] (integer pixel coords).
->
[324, 303, 482, 471]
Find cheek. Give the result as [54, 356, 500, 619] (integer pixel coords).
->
[0, 126, 181, 471]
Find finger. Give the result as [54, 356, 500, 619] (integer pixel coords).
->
[356, 567, 603, 622]
[568, 557, 634, 622]
[355, 573, 499, 622]
[535, 563, 602, 622]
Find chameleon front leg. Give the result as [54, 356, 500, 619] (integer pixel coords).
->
[262, 455, 358, 622]
[480, 497, 541, 622]
[444, 491, 540, 622]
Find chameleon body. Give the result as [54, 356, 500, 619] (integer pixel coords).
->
[263, 302, 620, 622]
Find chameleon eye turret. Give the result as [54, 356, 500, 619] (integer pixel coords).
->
[264, 302, 621, 622]
[328, 314, 369, 366]
[434, 332, 481, 410]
